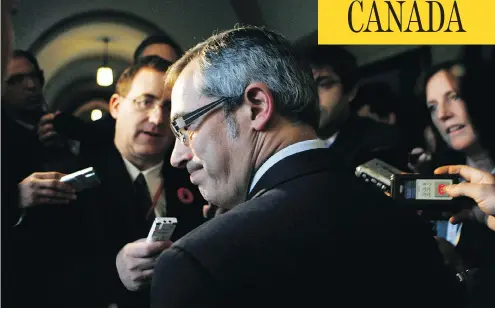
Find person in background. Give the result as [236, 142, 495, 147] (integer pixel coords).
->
[1, 51, 92, 307]
[412, 61, 495, 306]
[353, 82, 398, 126]
[133, 34, 183, 62]
[38, 34, 183, 157]
[301, 45, 409, 171]
[79, 56, 206, 307]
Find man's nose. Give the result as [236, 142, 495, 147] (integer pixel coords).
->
[24, 76, 36, 89]
[170, 139, 193, 169]
[148, 104, 165, 126]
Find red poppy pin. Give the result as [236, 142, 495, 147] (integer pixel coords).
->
[177, 187, 194, 204]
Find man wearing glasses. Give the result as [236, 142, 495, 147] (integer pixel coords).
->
[150, 26, 459, 307]
[79, 56, 206, 307]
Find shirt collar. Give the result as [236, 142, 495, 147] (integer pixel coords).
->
[323, 131, 339, 148]
[248, 139, 327, 193]
[121, 156, 163, 182]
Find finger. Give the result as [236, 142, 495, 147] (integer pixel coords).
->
[128, 257, 157, 271]
[37, 179, 76, 193]
[134, 269, 154, 283]
[36, 188, 77, 200]
[445, 182, 487, 201]
[39, 131, 58, 142]
[487, 216, 495, 232]
[39, 113, 56, 125]
[34, 197, 71, 205]
[435, 165, 494, 184]
[449, 209, 474, 224]
[32, 172, 66, 180]
[38, 123, 55, 135]
[203, 204, 210, 218]
[128, 241, 169, 258]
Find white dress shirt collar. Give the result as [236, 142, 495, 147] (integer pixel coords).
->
[248, 139, 327, 193]
[323, 131, 339, 148]
[122, 156, 164, 198]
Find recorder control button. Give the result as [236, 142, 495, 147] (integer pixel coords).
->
[381, 185, 387, 190]
[371, 179, 377, 184]
[437, 183, 447, 195]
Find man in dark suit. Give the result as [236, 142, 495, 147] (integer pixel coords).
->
[38, 35, 183, 156]
[150, 26, 460, 307]
[77, 56, 206, 307]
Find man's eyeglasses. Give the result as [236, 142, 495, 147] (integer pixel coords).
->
[170, 97, 228, 146]
[122, 95, 170, 113]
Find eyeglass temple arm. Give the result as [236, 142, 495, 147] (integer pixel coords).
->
[182, 98, 228, 125]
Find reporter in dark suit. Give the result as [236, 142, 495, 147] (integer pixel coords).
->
[78, 56, 206, 307]
[150, 26, 460, 307]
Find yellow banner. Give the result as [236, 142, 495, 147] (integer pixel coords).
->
[318, 0, 495, 44]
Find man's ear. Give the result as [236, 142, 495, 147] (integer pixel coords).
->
[244, 82, 274, 131]
[109, 94, 121, 120]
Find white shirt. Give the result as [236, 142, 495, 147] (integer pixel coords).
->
[248, 139, 327, 193]
[323, 131, 339, 148]
[122, 157, 166, 215]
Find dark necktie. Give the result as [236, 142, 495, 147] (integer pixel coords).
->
[134, 173, 152, 220]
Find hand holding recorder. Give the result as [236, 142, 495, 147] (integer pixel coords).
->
[435, 165, 495, 231]
[18, 172, 77, 208]
[356, 159, 473, 213]
[116, 217, 177, 291]
[116, 238, 172, 292]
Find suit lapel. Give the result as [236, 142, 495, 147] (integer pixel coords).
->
[94, 145, 139, 236]
[162, 164, 201, 217]
[247, 148, 342, 200]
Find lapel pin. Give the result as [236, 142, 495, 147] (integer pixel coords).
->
[177, 187, 194, 204]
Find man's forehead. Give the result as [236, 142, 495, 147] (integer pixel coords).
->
[8, 57, 34, 74]
[127, 68, 165, 95]
[171, 60, 203, 116]
[312, 66, 338, 79]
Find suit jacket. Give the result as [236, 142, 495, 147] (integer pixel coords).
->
[150, 148, 460, 307]
[329, 115, 410, 171]
[79, 144, 207, 307]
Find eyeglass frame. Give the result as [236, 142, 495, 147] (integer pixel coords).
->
[6, 71, 42, 86]
[120, 94, 171, 114]
[170, 97, 229, 145]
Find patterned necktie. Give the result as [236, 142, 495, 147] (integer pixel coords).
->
[134, 173, 152, 219]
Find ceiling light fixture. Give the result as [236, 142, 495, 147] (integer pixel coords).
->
[96, 37, 113, 87]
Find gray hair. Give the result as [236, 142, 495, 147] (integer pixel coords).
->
[165, 26, 320, 133]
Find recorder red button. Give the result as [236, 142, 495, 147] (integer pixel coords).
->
[437, 183, 447, 195]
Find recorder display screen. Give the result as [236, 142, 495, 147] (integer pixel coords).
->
[403, 179, 453, 200]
